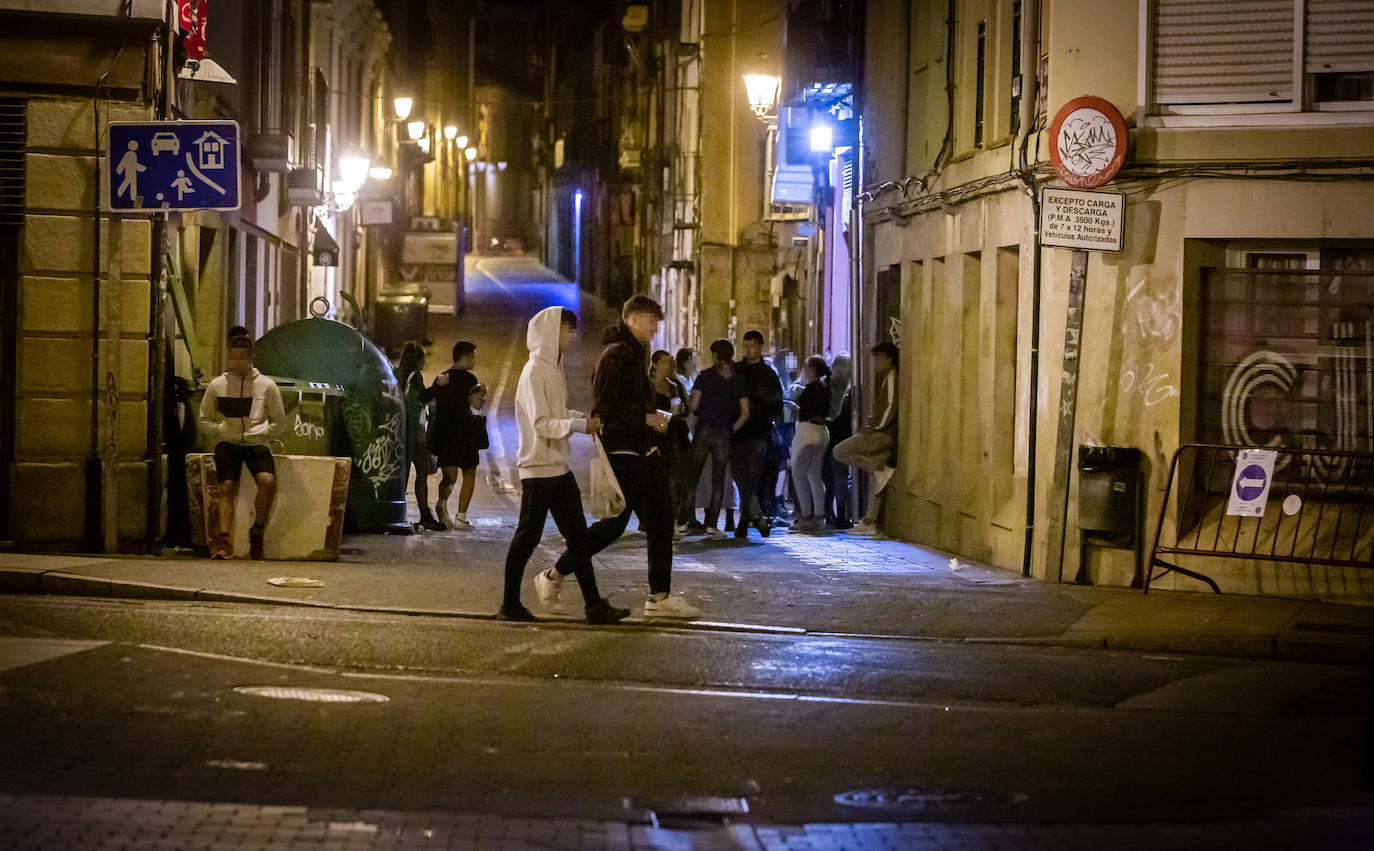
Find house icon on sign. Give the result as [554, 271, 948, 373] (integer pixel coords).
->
[193, 131, 228, 170]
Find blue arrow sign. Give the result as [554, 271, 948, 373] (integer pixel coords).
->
[107, 120, 240, 213]
[1235, 464, 1268, 501]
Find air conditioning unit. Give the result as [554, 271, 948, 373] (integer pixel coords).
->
[286, 166, 323, 205]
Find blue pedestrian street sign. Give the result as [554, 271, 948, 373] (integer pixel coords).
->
[107, 120, 240, 213]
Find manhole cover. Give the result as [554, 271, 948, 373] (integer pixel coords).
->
[835, 787, 1028, 810]
[233, 686, 389, 703]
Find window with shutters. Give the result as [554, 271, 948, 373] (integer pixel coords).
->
[1149, 0, 1374, 115]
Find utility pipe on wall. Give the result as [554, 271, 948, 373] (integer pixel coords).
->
[1015, 0, 1042, 578]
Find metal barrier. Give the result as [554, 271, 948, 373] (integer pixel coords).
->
[1145, 443, 1374, 594]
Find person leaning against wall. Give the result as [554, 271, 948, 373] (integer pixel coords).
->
[833, 341, 899, 537]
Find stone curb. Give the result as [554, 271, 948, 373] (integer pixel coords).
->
[2, 566, 1369, 664]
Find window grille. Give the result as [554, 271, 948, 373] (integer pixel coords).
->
[0, 98, 23, 227]
[1199, 253, 1374, 454]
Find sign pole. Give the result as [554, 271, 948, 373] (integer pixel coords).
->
[1047, 249, 1088, 582]
[145, 0, 176, 552]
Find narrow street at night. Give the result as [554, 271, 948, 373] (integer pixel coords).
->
[2, 256, 1373, 848]
[6, 0, 1374, 847]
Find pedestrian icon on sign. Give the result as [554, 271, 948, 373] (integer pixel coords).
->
[171, 170, 195, 202]
[115, 140, 146, 206]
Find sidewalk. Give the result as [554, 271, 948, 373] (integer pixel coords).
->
[5, 256, 1369, 664]
[1, 522, 1370, 662]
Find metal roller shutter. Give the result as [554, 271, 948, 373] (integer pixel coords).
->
[0, 98, 23, 227]
[1305, 0, 1374, 73]
[1153, 0, 1296, 105]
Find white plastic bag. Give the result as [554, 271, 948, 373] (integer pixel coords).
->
[589, 434, 626, 519]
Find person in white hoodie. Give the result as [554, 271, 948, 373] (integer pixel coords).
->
[497, 307, 630, 625]
[198, 331, 286, 560]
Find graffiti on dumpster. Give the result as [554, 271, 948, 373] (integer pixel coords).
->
[293, 413, 325, 442]
[358, 411, 404, 494]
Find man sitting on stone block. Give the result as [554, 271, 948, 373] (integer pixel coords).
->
[198, 328, 286, 560]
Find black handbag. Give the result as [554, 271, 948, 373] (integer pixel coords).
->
[469, 414, 490, 450]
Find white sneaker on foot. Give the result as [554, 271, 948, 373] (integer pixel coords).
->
[534, 568, 564, 610]
[703, 527, 725, 539]
[644, 594, 701, 619]
[872, 465, 896, 494]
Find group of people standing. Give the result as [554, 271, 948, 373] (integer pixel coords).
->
[652, 333, 900, 541]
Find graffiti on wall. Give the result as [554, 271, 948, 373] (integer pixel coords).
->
[1119, 276, 1180, 408]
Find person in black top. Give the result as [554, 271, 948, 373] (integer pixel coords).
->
[398, 342, 444, 531]
[650, 350, 691, 534]
[822, 353, 853, 528]
[732, 329, 784, 538]
[553, 294, 701, 619]
[789, 355, 833, 532]
[429, 340, 482, 529]
[683, 338, 747, 536]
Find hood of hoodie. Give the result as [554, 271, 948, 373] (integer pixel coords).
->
[526, 306, 565, 365]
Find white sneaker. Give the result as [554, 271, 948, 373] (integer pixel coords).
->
[872, 466, 896, 494]
[534, 568, 564, 610]
[846, 522, 880, 537]
[675, 522, 690, 534]
[703, 527, 725, 539]
[644, 594, 701, 619]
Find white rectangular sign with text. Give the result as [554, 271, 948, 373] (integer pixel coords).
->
[1040, 187, 1125, 252]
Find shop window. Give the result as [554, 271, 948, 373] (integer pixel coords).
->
[1198, 247, 1374, 454]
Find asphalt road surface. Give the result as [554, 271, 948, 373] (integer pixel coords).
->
[0, 595, 1368, 833]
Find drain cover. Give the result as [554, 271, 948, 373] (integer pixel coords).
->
[836, 787, 1028, 810]
[233, 686, 389, 703]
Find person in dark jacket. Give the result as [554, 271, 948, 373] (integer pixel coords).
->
[429, 340, 481, 529]
[732, 329, 784, 538]
[553, 294, 701, 619]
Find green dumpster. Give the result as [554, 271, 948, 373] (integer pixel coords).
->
[255, 316, 411, 533]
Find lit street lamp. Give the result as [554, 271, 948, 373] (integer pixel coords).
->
[744, 73, 780, 123]
[393, 96, 413, 121]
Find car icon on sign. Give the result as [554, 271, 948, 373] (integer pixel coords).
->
[150, 132, 180, 156]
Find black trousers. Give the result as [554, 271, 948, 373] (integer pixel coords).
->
[731, 436, 769, 525]
[558, 451, 674, 595]
[503, 472, 601, 609]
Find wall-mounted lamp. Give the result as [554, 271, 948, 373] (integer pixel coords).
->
[369, 166, 393, 181]
[497, 161, 508, 171]
[464, 147, 477, 161]
[443, 124, 459, 141]
[743, 73, 780, 122]
[337, 151, 371, 188]
[809, 124, 833, 153]
[393, 96, 413, 121]
[407, 120, 426, 141]
[455, 135, 469, 149]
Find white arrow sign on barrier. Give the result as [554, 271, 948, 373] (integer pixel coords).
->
[1227, 449, 1277, 516]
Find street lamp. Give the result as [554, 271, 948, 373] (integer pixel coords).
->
[338, 151, 371, 189]
[407, 120, 426, 142]
[744, 73, 780, 122]
[810, 123, 833, 153]
[443, 124, 459, 141]
[393, 96, 413, 121]
[464, 146, 477, 161]
[455, 134, 469, 149]
[369, 166, 393, 181]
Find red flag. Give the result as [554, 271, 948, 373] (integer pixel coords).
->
[177, 0, 206, 62]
